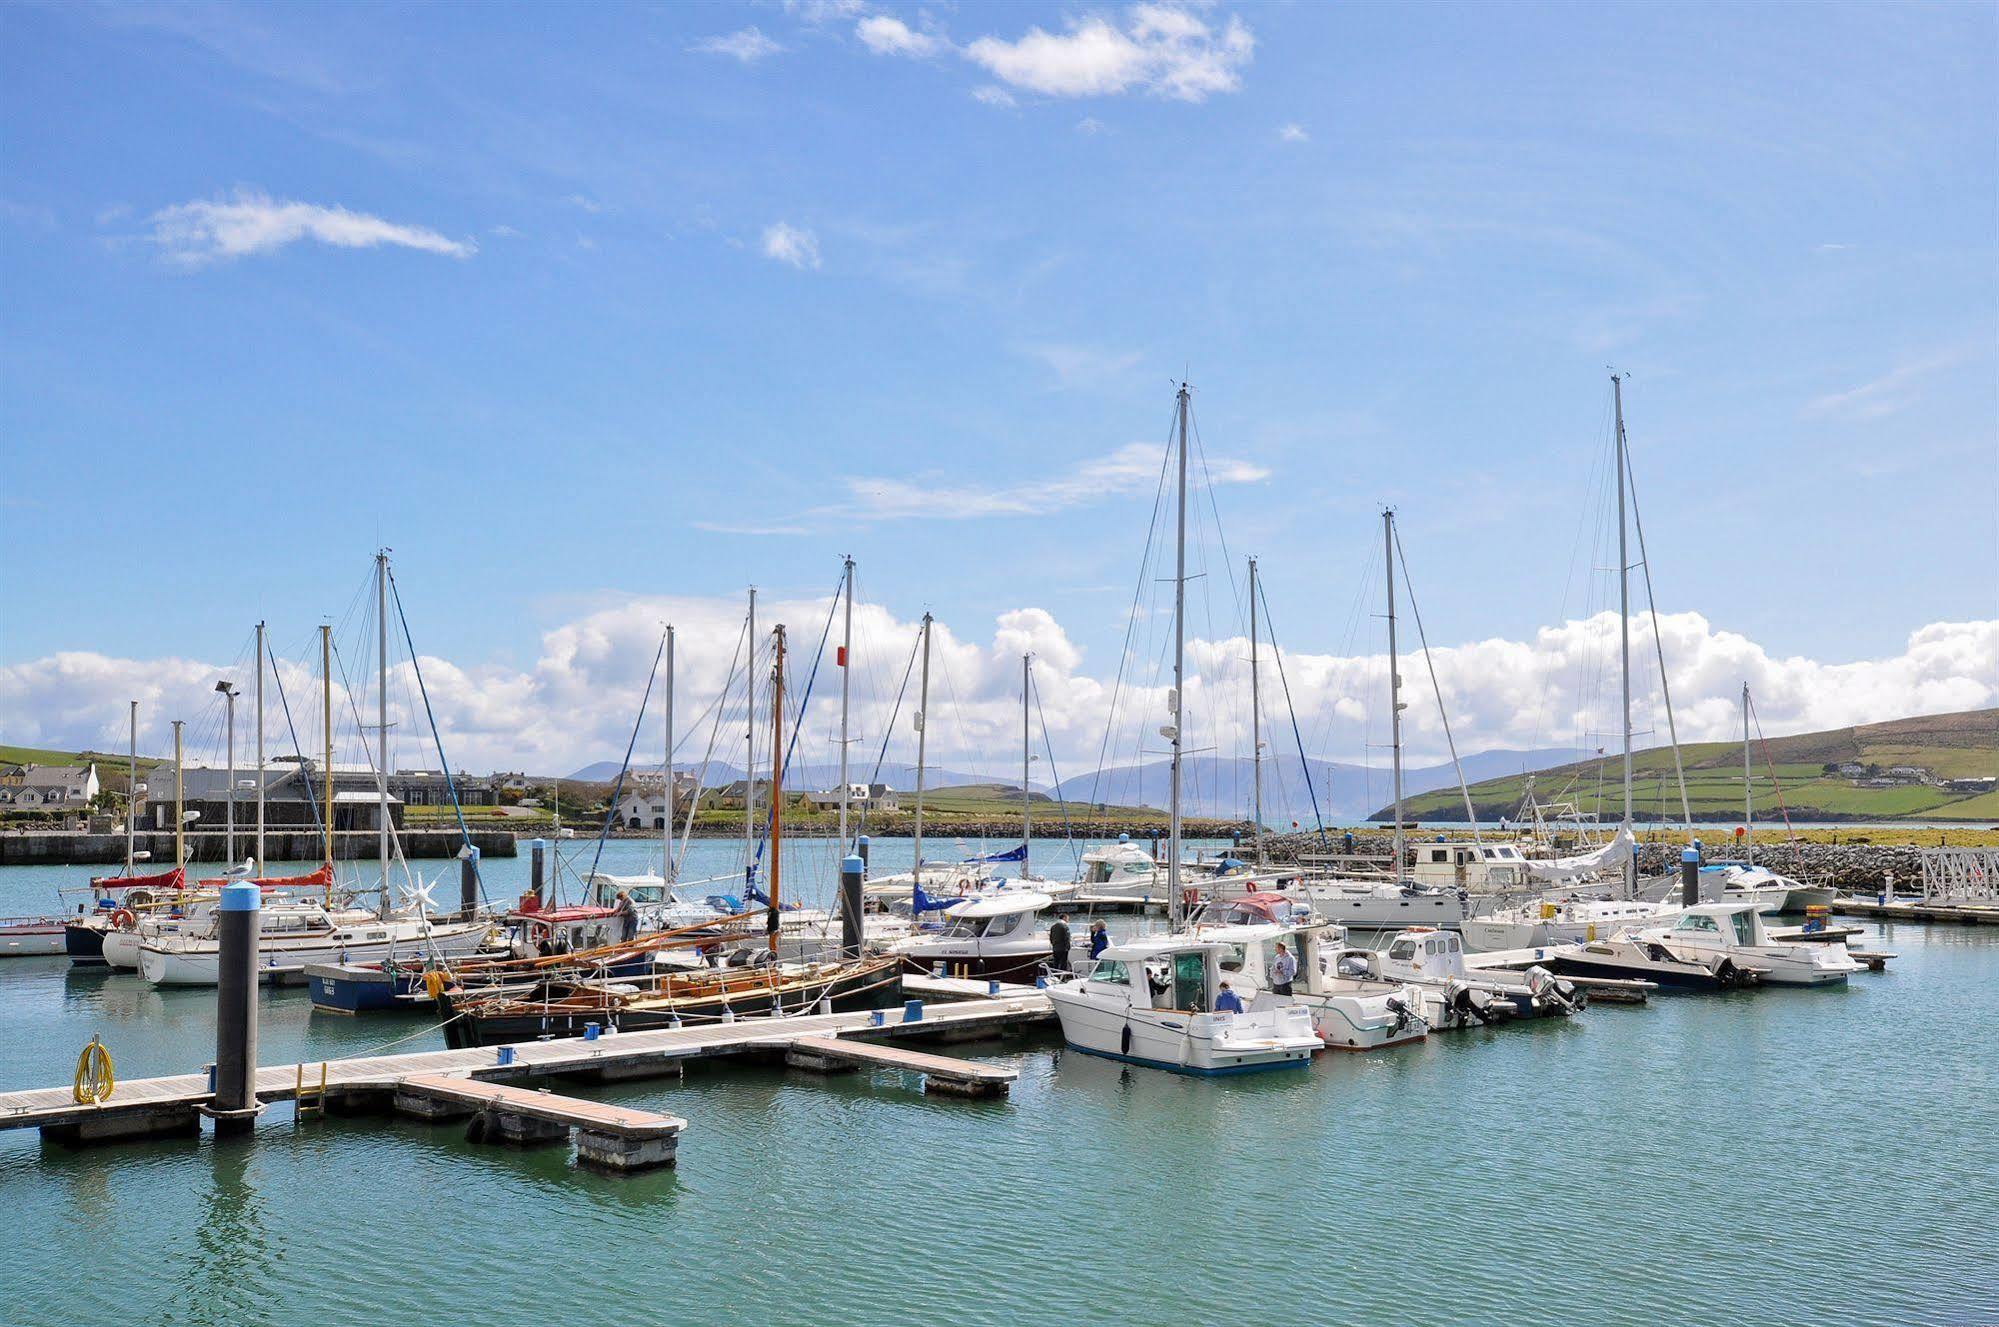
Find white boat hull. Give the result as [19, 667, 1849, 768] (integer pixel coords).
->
[0, 922, 67, 957]
[141, 921, 493, 986]
[1048, 988, 1318, 1074]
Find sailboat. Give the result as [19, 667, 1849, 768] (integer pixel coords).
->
[441, 622, 903, 1047]
[1711, 683, 1836, 914]
[1047, 383, 1323, 1074]
[139, 557, 490, 986]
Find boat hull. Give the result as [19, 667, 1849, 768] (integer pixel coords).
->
[64, 920, 109, 965]
[0, 921, 67, 958]
[1047, 992, 1317, 1074]
[442, 960, 906, 1049]
[141, 922, 493, 987]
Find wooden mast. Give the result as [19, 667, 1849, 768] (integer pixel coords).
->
[767, 624, 785, 957]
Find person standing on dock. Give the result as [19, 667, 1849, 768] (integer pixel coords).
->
[1089, 920, 1109, 960]
[614, 889, 638, 943]
[1270, 942, 1298, 996]
[1047, 915, 1073, 977]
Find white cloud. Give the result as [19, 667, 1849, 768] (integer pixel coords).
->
[690, 26, 783, 63]
[1279, 122, 1308, 143]
[148, 189, 473, 265]
[963, 4, 1253, 102]
[760, 221, 822, 270]
[840, 441, 1267, 521]
[1018, 342, 1139, 384]
[1804, 346, 1973, 421]
[857, 15, 944, 57]
[1076, 116, 1107, 135]
[6, 607, 1993, 783]
[785, 0, 868, 24]
[564, 194, 604, 214]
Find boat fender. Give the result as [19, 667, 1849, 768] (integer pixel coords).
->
[1120, 1022, 1132, 1057]
[464, 1109, 491, 1145]
[423, 969, 450, 1000]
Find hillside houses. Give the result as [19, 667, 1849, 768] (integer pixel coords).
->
[0, 763, 101, 812]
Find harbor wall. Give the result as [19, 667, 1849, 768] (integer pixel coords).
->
[0, 829, 519, 866]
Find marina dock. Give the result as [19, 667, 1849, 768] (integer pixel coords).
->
[1, 994, 1053, 1168]
[1833, 896, 1999, 925]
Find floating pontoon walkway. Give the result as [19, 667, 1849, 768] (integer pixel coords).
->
[0, 995, 1053, 1159]
[1832, 897, 1999, 925]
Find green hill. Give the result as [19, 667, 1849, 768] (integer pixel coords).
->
[1382, 708, 1999, 824]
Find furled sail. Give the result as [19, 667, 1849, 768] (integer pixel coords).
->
[1524, 824, 1634, 882]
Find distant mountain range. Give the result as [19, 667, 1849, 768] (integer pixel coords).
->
[1051, 749, 1591, 825]
[569, 747, 1589, 824]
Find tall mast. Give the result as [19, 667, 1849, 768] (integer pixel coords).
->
[1021, 653, 1032, 863]
[744, 587, 756, 893]
[1613, 374, 1635, 895]
[376, 551, 392, 913]
[1742, 682, 1754, 865]
[1384, 510, 1406, 884]
[172, 720, 184, 871]
[767, 624, 785, 956]
[320, 624, 333, 872]
[254, 620, 266, 876]
[1248, 555, 1263, 867]
[1167, 382, 1189, 929]
[221, 679, 237, 866]
[837, 557, 854, 850]
[913, 612, 932, 885]
[663, 624, 675, 886]
[125, 700, 136, 874]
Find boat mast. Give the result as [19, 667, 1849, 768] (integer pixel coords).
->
[172, 720, 184, 871]
[837, 556, 854, 851]
[913, 612, 932, 888]
[1167, 382, 1189, 929]
[1613, 373, 1636, 896]
[663, 624, 675, 887]
[767, 624, 785, 957]
[1021, 652, 1032, 866]
[126, 700, 136, 875]
[1384, 509, 1405, 884]
[254, 620, 265, 876]
[320, 623, 334, 878]
[1742, 682, 1754, 865]
[1249, 555, 1263, 867]
[376, 550, 391, 915]
[221, 678, 236, 867]
[744, 586, 757, 895]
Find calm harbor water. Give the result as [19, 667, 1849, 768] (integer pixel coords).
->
[2, 839, 1995, 1326]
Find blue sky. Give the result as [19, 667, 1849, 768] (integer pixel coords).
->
[2, 1, 1995, 773]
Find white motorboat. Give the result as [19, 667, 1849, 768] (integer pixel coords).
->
[1716, 864, 1836, 914]
[1341, 927, 1585, 1028]
[1459, 894, 1679, 952]
[893, 890, 1063, 983]
[1297, 877, 1466, 931]
[140, 913, 492, 985]
[1047, 934, 1322, 1074]
[1628, 901, 1862, 986]
[0, 917, 68, 957]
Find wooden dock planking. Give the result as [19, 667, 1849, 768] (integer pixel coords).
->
[1832, 897, 1999, 925]
[0, 995, 1054, 1136]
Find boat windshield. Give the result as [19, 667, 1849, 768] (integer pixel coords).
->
[1729, 912, 1757, 946]
[1087, 959, 1129, 985]
[1676, 914, 1721, 934]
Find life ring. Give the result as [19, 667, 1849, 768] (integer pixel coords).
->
[109, 908, 136, 930]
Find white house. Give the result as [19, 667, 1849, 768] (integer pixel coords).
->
[0, 763, 99, 811]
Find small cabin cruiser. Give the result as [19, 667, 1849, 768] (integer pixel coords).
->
[894, 890, 1060, 982]
[1459, 896, 1678, 953]
[1345, 927, 1585, 1027]
[1406, 840, 1536, 891]
[1628, 902, 1862, 986]
[1715, 864, 1836, 915]
[1298, 878, 1465, 931]
[1047, 935, 1321, 1074]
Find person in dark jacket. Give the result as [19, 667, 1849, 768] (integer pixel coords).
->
[613, 889, 639, 943]
[1088, 920, 1110, 959]
[1047, 915, 1073, 976]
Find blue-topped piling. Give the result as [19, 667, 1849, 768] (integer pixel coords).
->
[840, 853, 864, 959]
[1681, 845, 1701, 907]
[209, 881, 262, 1135]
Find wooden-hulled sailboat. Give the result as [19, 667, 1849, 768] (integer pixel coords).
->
[440, 622, 902, 1048]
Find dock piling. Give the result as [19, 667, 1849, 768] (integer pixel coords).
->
[204, 881, 263, 1136]
[458, 844, 480, 921]
[530, 838, 547, 904]
[840, 854, 864, 958]
[1681, 846, 1700, 908]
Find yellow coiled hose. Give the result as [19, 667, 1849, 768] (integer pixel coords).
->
[73, 1037, 114, 1105]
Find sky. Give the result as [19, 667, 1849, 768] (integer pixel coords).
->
[2, 0, 1995, 782]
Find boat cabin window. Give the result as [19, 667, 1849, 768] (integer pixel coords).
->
[1173, 951, 1207, 1012]
[1388, 938, 1420, 962]
[1728, 912, 1757, 946]
[1088, 959, 1129, 986]
[1428, 850, 1448, 863]
[1675, 914, 1720, 934]
[979, 911, 1027, 939]
[1217, 943, 1247, 974]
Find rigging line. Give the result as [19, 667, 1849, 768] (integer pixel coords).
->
[1030, 669, 1077, 862]
[583, 628, 669, 888]
[859, 618, 923, 841]
[387, 568, 490, 908]
[1391, 526, 1482, 838]
[1255, 577, 1328, 847]
[1088, 401, 1177, 815]
[1619, 435, 1692, 829]
[1747, 693, 1805, 868]
[328, 638, 416, 894]
[264, 635, 322, 834]
[673, 611, 751, 882]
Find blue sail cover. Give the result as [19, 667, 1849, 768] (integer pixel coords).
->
[968, 843, 1028, 863]
[911, 883, 961, 914]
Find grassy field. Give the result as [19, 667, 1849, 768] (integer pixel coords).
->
[1391, 708, 1999, 824]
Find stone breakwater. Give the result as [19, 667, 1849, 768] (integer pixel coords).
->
[1255, 829, 1923, 890]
